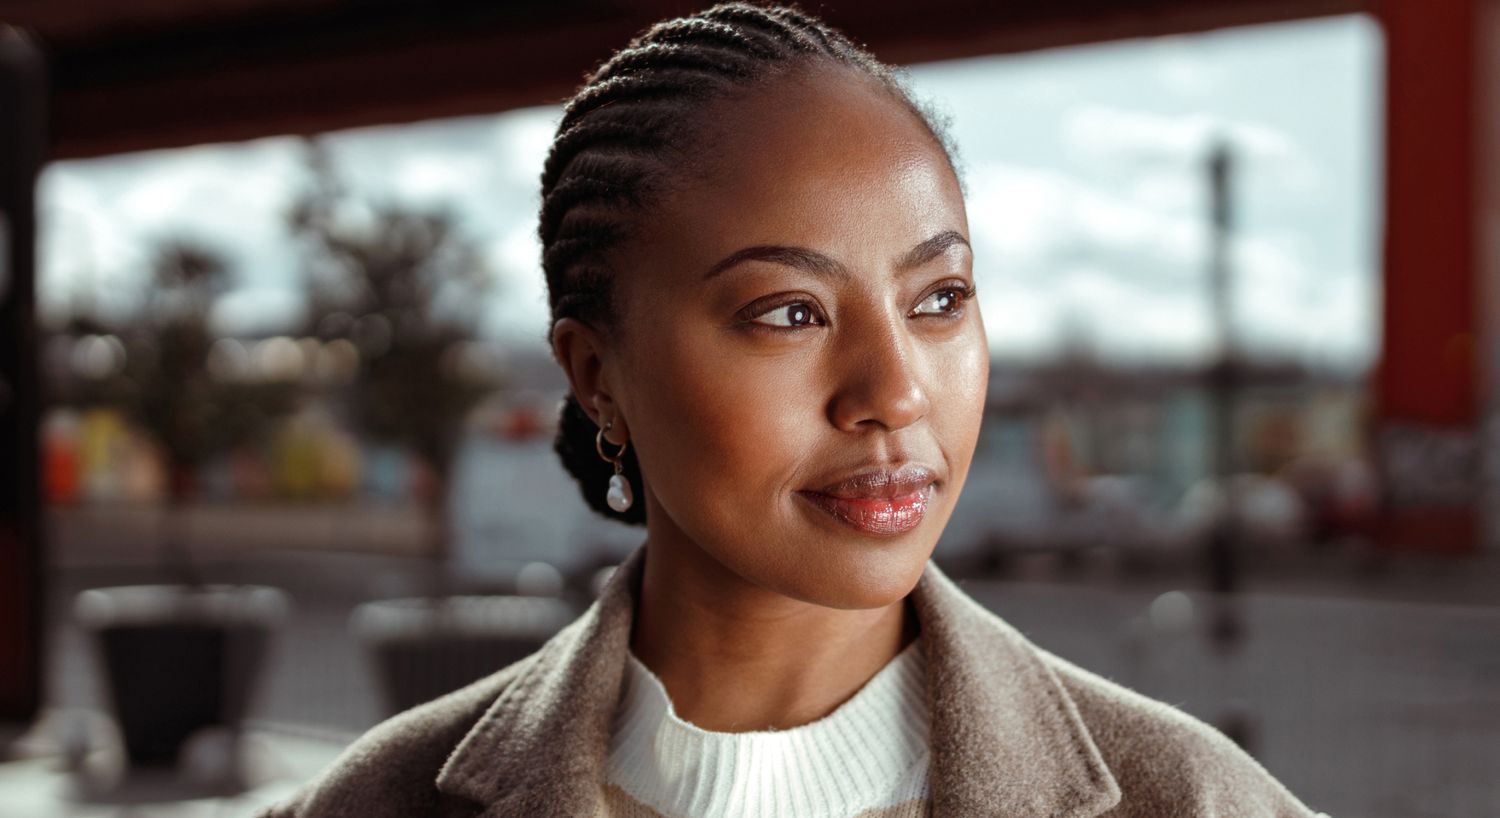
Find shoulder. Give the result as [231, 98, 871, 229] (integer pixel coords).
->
[1034, 646, 1329, 818]
[253, 658, 533, 818]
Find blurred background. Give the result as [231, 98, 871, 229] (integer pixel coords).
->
[0, 1, 1496, 816]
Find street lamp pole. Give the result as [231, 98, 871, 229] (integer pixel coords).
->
[1206, 138, 1240, 606]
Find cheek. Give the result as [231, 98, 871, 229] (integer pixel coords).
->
[932, 329, 990, 496]
[625, 326, 821, 524]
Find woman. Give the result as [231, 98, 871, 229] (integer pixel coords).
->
[261, 3, 1329, 816]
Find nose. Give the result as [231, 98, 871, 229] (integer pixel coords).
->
[827, 318, 931, 433]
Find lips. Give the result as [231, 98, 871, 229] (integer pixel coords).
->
[796, 464, 937, 536]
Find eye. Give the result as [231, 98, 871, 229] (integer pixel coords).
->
[911, 284, 974, 317]
[748, 300, 824, 329]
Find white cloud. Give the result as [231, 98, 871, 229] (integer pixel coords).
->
[212, 287, 305, 336]
[958, 142, 1368, 364]
[1156, 52, 1226, 98]
[965, 164, 1072, 270]
[391, 154, 494, 203]
[491, 106, 562, 188]
[1061, 105, 1320, 195]
[975, 282, 1058, 358]
[483, 224, 550, 344]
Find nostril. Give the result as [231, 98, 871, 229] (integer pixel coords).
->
[824, 325, 932, 431]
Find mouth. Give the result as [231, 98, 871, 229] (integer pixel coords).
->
[795, 464, 937, 536]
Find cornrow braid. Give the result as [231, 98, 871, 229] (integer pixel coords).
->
[540, 2, 960, 525]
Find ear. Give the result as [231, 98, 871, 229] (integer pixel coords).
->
[550, 317, 628, 444]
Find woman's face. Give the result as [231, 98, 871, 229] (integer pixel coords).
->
[604, 64, 988, 609]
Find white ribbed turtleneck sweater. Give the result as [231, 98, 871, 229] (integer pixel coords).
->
[595, 639, 931, 818]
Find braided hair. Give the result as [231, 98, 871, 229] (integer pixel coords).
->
[541, 1, 961, 525]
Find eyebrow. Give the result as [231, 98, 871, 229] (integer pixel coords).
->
[701, 230, 971, 281]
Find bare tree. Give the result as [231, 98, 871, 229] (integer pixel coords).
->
[290, 139, 500, 568]
[58, 238, 301, 582]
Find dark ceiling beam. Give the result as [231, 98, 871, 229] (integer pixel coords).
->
[852, 0, 1369, 65]
[12, 0, 1369, 159]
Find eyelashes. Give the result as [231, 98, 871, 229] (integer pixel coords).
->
[739, 282, 977, 332]
[911, 283, 976, 318]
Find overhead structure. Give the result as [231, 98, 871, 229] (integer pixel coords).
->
[13, 0, 1365, 159]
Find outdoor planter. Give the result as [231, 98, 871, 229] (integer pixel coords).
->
[352, 594, 577, 715]
[73, 584, 290, 769]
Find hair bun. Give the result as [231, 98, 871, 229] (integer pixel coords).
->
[553, 393, 646, 525]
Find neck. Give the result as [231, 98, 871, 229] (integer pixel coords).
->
[629, 532, 919, 733]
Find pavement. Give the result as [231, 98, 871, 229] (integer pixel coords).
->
[4, 521, 1498, 818]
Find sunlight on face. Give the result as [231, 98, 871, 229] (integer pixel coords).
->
[611, 64, 989, 609]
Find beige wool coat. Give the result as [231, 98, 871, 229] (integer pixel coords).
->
[258, 545, 1329, 818]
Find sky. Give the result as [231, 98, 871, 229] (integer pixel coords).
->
[37, 13, 1382, 370]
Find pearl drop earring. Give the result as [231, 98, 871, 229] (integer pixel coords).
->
[596, 419, 633, 513]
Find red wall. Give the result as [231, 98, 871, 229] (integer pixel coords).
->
[1373, 0, 1484, 553]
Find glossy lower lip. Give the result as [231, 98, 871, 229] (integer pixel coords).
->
[795, 484, 932, 536]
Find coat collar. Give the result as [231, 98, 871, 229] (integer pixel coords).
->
[436, 545, 1121, 817]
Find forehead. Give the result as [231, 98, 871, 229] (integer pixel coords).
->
[622, 63, 966, 276]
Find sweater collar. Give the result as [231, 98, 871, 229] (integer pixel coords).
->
[607, 638, 930, 817]
[435, 544, 1122, 818]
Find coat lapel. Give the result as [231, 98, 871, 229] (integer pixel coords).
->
[912, 562, 1122, 817]
[434, 546, 643, 818]
[436, 545, 1121, 818]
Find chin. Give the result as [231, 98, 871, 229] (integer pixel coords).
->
[757, 491, 948, 609]
[680, 491, 947, 610]
[768, 536, 934, 610]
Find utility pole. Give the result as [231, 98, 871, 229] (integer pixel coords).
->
[1206, 139, 1240, 606]
[1205, 137, 1254, 754]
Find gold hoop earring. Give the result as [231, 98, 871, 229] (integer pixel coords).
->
[596, 419, 633, 513]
